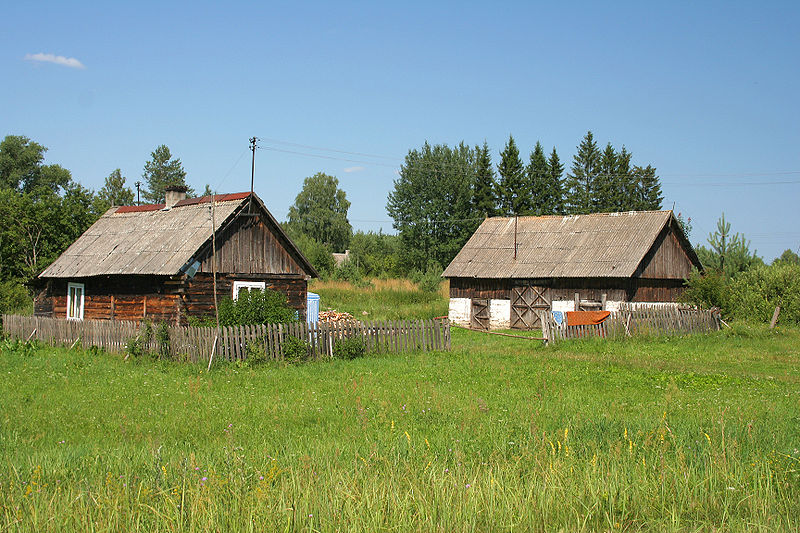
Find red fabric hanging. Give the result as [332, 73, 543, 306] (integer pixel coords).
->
[566, 311, 611, 326]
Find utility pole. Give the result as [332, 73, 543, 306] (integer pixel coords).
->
[135, 181, 142, 205]
[249, 137, 258, 212]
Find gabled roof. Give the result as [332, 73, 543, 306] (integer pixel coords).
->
[40, 192, 317, 278]
[442, 210, 700, 279]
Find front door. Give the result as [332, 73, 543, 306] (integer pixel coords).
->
[511, 285, 550, 330]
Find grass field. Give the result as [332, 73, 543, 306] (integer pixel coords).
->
[1, 283, 799, 531]
[310, 278, 449, 320]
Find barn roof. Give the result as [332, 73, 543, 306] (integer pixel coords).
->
[442, 210, 700, 279]
[39, 192, 317, 278]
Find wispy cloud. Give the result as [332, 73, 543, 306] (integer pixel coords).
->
[24, 52, 86, 69]
[344, 166, 365, 173]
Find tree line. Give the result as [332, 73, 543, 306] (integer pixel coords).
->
[387, 131, 664, 272]
[284, 131, 665, 279]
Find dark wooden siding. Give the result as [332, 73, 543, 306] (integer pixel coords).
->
[34, 273, 308, 324]
[198, 215, 307, 275]
[179, 273, 307, 322]
[35, 276, 180, 323]
[449, 276, 687, 303]
[638, 225, 694, 279]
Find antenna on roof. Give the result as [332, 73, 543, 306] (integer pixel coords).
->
[249, 136, 259, 213]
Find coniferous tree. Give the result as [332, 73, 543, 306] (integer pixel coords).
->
[615, 147, 634, 211]
[595, 143, 618, 212]
[472, 141, 497, 218]
[526, 142, 549, 216]
[142, 145, 192, 203]
[546, 147, 565, 215]
[564, 131, 601, 214]
[638, 165, 663, 210]
[495, 135, 527, 216]
[93, 169, 135, 212]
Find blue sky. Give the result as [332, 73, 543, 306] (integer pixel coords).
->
[2, 1, 799, 260]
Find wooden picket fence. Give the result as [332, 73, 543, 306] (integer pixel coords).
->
[541, 304, 721, 343]
[2, 314, 451, 362]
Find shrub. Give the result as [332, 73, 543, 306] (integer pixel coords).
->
[218, 288, 297, 326]
[332, 260, 372, 288]
[333, 336, 367, 360]
[0, 280, 31, 316]
[728, 263, 800, 325]
[281, 335, 309, 364]
[410, 266, 442, 293]
[682, 263, 800, 325]
[244, 338, 272, 366]
[681, 269, 731, 311]
[155, 321, 171, 360]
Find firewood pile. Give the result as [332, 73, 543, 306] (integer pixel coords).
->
[318, 310, 356, 323]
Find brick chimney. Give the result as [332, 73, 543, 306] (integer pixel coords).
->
[164, 185, 188, 208]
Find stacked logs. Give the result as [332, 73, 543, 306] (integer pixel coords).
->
[319, 310, 356, 323]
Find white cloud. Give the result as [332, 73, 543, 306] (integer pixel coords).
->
[24, 53, 86, 69]
[344, 166, 365, 173]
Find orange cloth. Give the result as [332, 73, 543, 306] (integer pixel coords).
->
[566, 311, 611, 326]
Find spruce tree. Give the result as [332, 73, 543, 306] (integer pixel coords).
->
[142, 145, 192, 203]
[526, 142, 549, 216]
[495, 135, 526, 216]
[472, 141, 497, 218]
[564, 131, 601, 214]
[615, 147, 635, 211]
[637, 165, 663, 210]
[546, 147, 565, 215]
[595, 143, 618, 212]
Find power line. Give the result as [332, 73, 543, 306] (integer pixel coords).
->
[257, 136, 400, 161]
[260, 143, 800, 185]
[259, 146, 398, 168]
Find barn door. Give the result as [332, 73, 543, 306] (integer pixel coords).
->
[511, 286, 551, 330]
[470, 298, 490, 330]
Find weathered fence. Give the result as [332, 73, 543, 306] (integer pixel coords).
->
[541, 304, 721, 343]
[2, 315, 451, 362]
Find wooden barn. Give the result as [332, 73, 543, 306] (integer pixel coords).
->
[442, 210, 702, 330]
[35, 188, 317, 324]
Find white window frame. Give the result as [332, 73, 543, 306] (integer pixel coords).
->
[232, 281, 266, 300]
[66, 282, 85, 320]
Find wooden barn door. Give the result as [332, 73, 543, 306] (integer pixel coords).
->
[511, 286, 551, 330]
[470, 298, 490, 330]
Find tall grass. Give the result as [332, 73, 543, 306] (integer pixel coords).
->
[1, 325, 799, 531]
[310, 278, 449, 320]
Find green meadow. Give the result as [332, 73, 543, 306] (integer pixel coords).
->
[1, 283, 799, 531]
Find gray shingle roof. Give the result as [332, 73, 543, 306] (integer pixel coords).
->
[442, 211, 693, 279]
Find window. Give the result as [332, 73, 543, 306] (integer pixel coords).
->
[67, 282, 84, 320]
[232, 281, 266, 300]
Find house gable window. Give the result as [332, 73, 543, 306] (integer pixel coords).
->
[232, 280, 266, 300]
[67, 282, 84, 320]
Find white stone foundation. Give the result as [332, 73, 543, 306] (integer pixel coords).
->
[489, 299, 511, 329]
[448, 297, 471, 327]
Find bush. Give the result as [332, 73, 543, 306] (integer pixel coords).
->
[0, 280, 31, 315]
[218, 288, 297, 326]
[281, 335, 309, 364]
[680, 269, 731, 311]
[682, 263, 800, 325]
[333, 337, 367, 360]
[410, 266, 442, 293]
[332, 260, 372, 288]
[245, 338, 270, 366]
[728, 263, 800, 325]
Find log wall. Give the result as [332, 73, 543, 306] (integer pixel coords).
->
[34, 273, 308, 324]
[449, 277, 687, 303]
